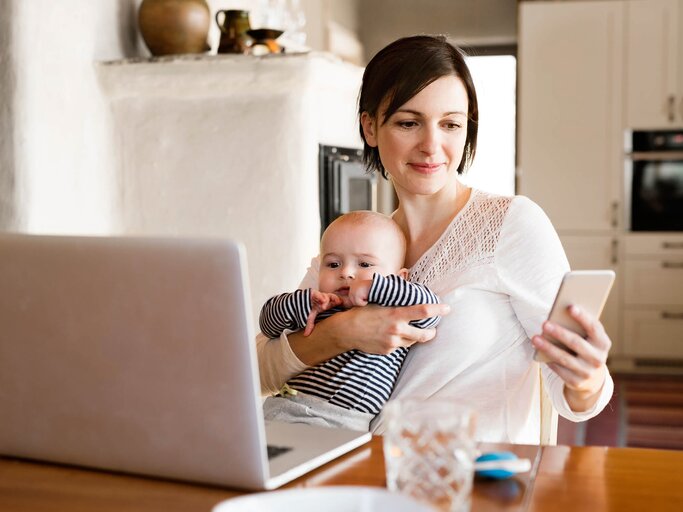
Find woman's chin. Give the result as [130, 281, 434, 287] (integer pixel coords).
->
[403, 177, 450, 197]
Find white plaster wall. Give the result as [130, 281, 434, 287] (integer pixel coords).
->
[5, 0, 140, 234]
[97, 54, 362, 320]
[1, 0, 363, 321]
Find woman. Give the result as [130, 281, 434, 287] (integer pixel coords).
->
[257, 35, 613, 444]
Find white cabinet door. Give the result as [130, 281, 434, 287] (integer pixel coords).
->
[624, 260, 683, 305]
[625, 0, 683, 128]
[623, 309, 683, 358]
[519, 1, 623, 231]
[621, 233, 683, 359]
[559, 234, 621, 354]
[623, 233, 683, 256]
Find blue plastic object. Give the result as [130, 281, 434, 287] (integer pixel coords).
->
[475, 451, 519, 480]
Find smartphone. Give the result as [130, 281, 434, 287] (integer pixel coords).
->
[534, 270, 616, 363]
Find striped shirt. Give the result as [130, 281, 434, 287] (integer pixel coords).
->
[259, 274, 440, 415]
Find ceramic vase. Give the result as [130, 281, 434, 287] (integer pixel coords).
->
[138, 0, 210, 56]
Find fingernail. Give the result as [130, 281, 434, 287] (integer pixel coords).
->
[442, 304, 451, 313]
[569, 305, 581, 315]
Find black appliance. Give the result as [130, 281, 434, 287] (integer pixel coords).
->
[626, 130, 683, 231]
[319, 144, 377, 234]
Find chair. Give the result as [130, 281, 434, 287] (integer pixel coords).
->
[539, 370, 558, 445]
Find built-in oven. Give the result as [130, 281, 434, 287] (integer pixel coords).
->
[319, 144, 377, 234]
[625, 130, 683, 231]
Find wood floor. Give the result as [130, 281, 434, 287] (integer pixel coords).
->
[557, 373, 683, 450]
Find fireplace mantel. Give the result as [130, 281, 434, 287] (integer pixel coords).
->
[98, 53, 356, 101]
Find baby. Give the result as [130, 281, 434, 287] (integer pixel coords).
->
[259, 210, 440, 432]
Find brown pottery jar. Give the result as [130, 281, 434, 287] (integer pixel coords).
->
[138, 0, 210, 56]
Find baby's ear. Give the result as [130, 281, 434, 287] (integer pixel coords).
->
[398, 268, 409, 279]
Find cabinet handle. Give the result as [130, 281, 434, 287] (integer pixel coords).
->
[662, 242, 683, 249]
[669, 95, 676, 122]
[610, 201, 619, 228]
[661, 312, 683, 320]
[611, 238, 618, 265]
[662, 261, 683, 269]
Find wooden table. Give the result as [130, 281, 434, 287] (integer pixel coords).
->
[1, 438, 682, 511]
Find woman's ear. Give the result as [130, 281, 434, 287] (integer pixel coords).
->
[360, 112, 378, 147]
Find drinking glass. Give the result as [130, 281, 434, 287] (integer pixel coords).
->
[383, 399, 477, 512]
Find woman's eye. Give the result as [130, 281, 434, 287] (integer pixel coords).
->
[359, 262, 373, 268]
[444, 122, 461, 130]
[397, 120, 418, 129]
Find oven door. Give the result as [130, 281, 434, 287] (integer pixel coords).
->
[628, 152, 683, 231]
[319, 145, 377, 233]
[333, 159, 377, 215]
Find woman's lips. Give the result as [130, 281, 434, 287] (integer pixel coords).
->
[409, 163, 444, 174]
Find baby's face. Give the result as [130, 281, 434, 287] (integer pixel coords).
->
[318, 222, 405, 296]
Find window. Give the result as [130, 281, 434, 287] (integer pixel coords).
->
[461, 52, 516, 196]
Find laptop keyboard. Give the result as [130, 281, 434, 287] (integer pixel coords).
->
[267, 444, 293, 460]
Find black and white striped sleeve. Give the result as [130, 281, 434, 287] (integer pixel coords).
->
[367, 274, 441, 329]
[258, 289, 312, 339]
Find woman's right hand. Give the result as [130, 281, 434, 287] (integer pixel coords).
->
[287, 302, 450, 366]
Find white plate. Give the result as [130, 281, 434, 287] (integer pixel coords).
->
[212, 486, 433, 512]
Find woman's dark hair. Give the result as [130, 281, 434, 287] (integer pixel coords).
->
[358, 35, 479, 178]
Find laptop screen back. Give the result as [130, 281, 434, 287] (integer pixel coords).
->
[0, 234, 269, 488]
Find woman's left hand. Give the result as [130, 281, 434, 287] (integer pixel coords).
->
[531, 305, 611, 412]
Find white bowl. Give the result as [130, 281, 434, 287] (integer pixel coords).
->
[212, 486, 434, 512]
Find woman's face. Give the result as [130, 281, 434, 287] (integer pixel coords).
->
[362, 75, 469, 198]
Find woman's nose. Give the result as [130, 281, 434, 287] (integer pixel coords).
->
[418, 125, 439, 154]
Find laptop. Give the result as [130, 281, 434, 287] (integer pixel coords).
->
[0, 233, 370, 490]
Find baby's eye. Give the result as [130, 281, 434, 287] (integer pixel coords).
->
[359, 262, 373, 268]
[326, 262, 340, 269]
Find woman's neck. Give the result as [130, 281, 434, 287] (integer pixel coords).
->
[394, 180, 472, 268]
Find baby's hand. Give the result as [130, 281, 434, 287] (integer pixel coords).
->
[304, 290, 343, 336]
[342, 279, 372, 308]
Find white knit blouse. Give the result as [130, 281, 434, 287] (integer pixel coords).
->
[256, 189, 614, 444]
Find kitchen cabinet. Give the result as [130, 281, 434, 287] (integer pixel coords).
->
[622, 234, 683, 359]
[518, 1, 624, 232]
[519, 1, 683, 365]
[560, 235, 621, 355]
[624, 0, 683, 128]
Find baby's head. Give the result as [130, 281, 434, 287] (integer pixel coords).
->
[319, 211, 408, 295]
